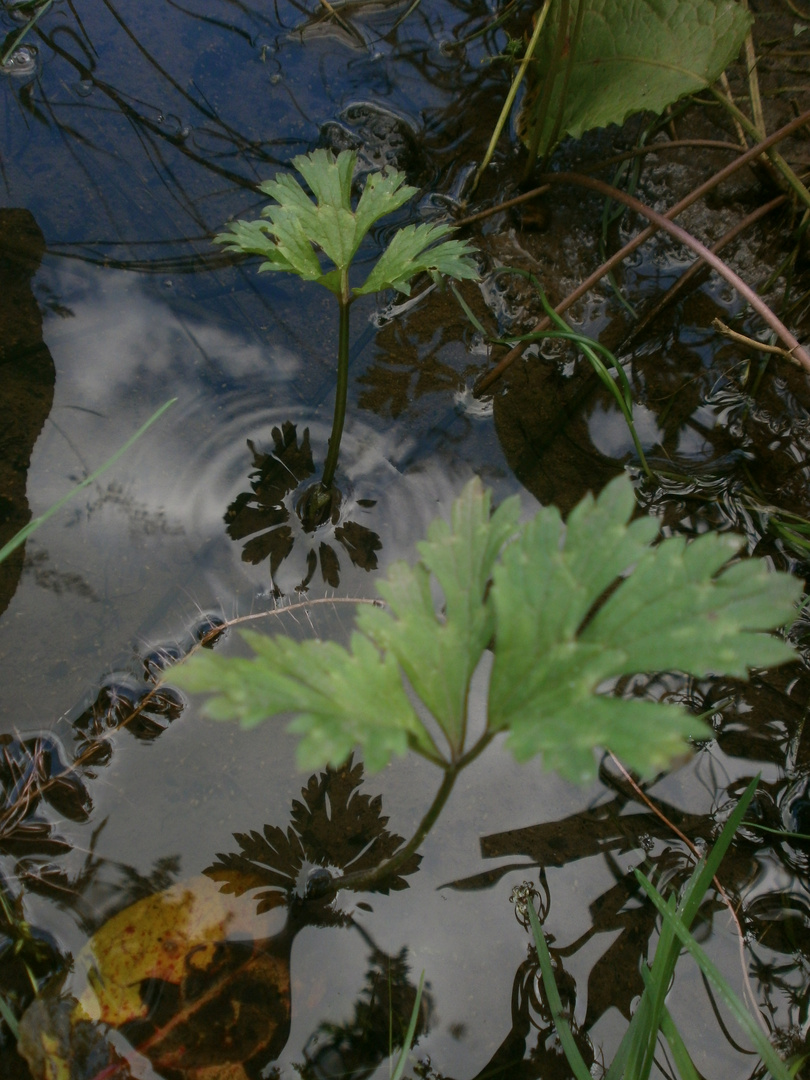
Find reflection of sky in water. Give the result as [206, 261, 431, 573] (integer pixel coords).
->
[0, 257, 795, 1080]
[587, 400, 662, 459]
[0, 258, 521, 727]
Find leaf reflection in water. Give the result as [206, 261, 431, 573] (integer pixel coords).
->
[225, 422, 381, 593]
[17, 758, 423, 1080]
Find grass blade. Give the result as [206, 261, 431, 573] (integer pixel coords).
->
[639, 963, 702, 1080]
[527, 901, 593, 1080]
[0, 993, 19, 1041]
[638, 872, 791, 1080]
[625, 775, 761, 1080]
[0, 398, 176, 565]
[390, 970, 425, 1080]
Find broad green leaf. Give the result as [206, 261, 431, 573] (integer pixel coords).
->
[355, 224, 479, 297]
[172, 628, 432, 772]
[517, 0, 753, 157]
[488, 476, 659, 735]
[358, 480, 520, 752]
[489, 475, 801, 781]
[495, 641, 705, 783]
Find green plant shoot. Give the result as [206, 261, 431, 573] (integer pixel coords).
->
[214, 149, 478, 525]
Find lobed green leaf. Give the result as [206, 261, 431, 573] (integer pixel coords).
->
[214, 148, 446, 296]
[172, 475, 801, 782]
[355, 224, 479, 296]
[583, 532, 801, 677]
[172, 628, 432, 773]
[489, 474, 801, 780]
[357, 480, 520, 753]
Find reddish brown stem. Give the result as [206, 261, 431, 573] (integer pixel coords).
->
[474, 108, 810, 395]
[622, 193, 787, 350]
[539, 172, 810, 368]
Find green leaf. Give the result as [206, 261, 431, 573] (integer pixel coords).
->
[517, 0, 753, 157]
[171, 476, 800, 782]
[583, 532, 801, 677]
[171, 629, 433, 773]
[214, 148, 465, 297]
[488, 475, 801, 782]
[355, 223, 479, 297]
[357, 479, 520, 753]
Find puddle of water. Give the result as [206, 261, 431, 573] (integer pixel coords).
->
[2, 0, 810, 1077]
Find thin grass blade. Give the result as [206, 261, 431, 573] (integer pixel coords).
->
[527, 901, 593, 1080]
[0, 993, 19, 1041]
[631, 776, 760, 1080]
[390, 970, 425, 1080]
[0, 398, 176, 565]
[638, 873, 791, 1080]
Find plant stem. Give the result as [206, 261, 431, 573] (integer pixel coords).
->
[0, 0, 52, 67]
[470, 0, 552, 195]
[711, 88, 810, 213]
[337, 765, 459, 892]
[321, 294, 352, 491]
[543, 172, 810, 368]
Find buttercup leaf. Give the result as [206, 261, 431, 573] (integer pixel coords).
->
[172, 628, 433, 773]
[355, 223, 479, 296]
[488, 475, 801, 781]
[358, 480, 520, 751]
[582, 532, 800, 677]
[173, 475, 800, 783]
[215, 150, 477, 298]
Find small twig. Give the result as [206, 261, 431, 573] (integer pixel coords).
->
[0, 597, 379, 843]
[314, 0, 365, 45]
[541, 171, 810, 366]
[623, 194, 786, 350]
[741, 5, 766, 140]
[712, 318, 800, 362]
[454, 184, 552, 227]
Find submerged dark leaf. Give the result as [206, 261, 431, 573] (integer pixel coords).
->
[335, 519, 382, 571]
